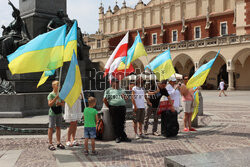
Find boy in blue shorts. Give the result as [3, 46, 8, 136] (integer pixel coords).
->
[83, 97, 98, 155]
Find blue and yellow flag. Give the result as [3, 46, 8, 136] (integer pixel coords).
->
[59, 50, 82, 107]
[37, 21, 77, 88]
[145, 50, 175, 81]
[192, 88, 199, 122]
[118, 32, 147, 70]
[37, 70, 56, 88]
[64, 21, 77, 62]
[186, 50, 220, 89]
[7, 25, 66, 74]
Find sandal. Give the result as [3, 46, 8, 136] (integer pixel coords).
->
[72, 140, 79, 146]
[84, 150, 89, 156]
[92, 151, 98, 155]
[57, 143, 65, 149]
[48, 144, 56, 151]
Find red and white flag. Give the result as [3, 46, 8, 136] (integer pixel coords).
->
[104, 32, 134, 80]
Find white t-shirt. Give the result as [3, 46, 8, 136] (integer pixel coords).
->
[166, 84, 181, 110]
[132, 86, 145, 109]
[219, 81, 225, 90]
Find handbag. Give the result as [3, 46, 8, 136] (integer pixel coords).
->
[51, 106, 62, 115]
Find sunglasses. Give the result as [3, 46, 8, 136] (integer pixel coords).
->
[184, 78, 189, 80]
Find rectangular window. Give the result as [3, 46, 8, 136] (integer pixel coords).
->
[172, 30, 178, 42]
[194, 26, 201, 39]
[97, 40, 101, 48]
[152, 33, 157, 45]
[220, 22, 228, 36]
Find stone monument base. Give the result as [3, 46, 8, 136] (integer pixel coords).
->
[0, 93, 49, 118]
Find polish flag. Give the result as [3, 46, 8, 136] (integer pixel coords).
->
[104, 32, 132, 77]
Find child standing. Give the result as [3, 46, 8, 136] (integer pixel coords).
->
[47, 80, 65, 151]
[83, 97, 98, 155]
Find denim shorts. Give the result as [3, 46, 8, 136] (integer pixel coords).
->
[84, 127, 96, 139]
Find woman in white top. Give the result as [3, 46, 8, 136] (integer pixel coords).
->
[219, 79, 227, 97]
[64, 93, 83, 146]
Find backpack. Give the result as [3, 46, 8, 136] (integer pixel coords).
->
[96, 119, 104, 140]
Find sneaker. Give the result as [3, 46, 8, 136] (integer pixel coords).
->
[84, 150, 89, 156]
[122, 137, 132, 142]
[91, 150, 98, 155]
[72, 140, 79, 146]
[115, 137, 121, 143]
[183, 128, 189, 132]
[189, 128, 197, 131]
[135, 134, 140, 139]
[139, 134, 146, 138]
[144, 130, 149, 135]
[66, 141, 72, 147]
[153, 132, 160, 136]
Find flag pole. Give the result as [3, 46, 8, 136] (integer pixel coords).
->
[123, 56, 128, 89]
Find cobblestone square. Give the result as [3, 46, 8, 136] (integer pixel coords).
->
[0, 91, 250, 167]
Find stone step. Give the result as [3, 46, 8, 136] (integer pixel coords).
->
[0, 150, 22, 167]
[165, 147, 250, 167]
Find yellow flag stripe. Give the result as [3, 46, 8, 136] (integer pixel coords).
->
[186, 69, 211, 89]
[153, 59, 175, 81]
[192, 91, 200, 122]
[64, 40, 77, 62]
[8, 46, 64, 74]
[64, 66, 82, 107]
[37, 72, 49, 88]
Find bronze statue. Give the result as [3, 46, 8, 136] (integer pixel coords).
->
[47, 10, 90, 61]
[0, 0, 30, 59]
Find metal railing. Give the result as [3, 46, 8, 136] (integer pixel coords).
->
[90, 34, 250, 59]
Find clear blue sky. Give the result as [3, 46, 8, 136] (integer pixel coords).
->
[0, 0, 151, 35]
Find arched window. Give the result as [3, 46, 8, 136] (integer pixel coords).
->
[196, 0, 202, 16]
[170, 5, 175, 21]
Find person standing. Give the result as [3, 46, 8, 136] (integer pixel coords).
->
[147, 80, 175, 136]
[103, 78, 131, 143]
[180, 76, 196, 132]
[166, 77, 181, 113]
[219, 79, 227, 97]
[64, 93, 83, 147]
[132, 77, 150, 139]
[144, 80, 160, 136]
[83, 97, 98, 155]
[47, 80, 65, 151]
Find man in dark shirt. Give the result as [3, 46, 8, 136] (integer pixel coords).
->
[144, 80, 174, 136]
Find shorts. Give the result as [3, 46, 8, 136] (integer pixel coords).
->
[49, 115, 62, 128]
[84, 127, 96, 139]
[183, 101, 194, 113]
[133, 108, 145, 123]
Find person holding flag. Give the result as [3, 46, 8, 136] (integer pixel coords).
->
[180, 76, 197, 132]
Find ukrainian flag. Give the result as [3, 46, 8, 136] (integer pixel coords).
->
[145, 50, 175, 81]
[59, 50, 82, 108]
[64, 21, 77, 62]
[186, 50, 220, 89]
[7, 25, 66, 74]
[37, 21, 77, 87]
[192, 88, 199, 122]
[118, 32, 147, 70]
[37, 70, 56, 88]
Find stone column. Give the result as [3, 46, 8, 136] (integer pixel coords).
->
[227, 70, 235, 90]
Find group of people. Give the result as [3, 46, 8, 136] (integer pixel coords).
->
[103, 75, 198, 143]
[46, 75, 199, 155]
[47, 80, 99, 156]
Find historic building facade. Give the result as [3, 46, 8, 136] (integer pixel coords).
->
[84, 0, 250, 90]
